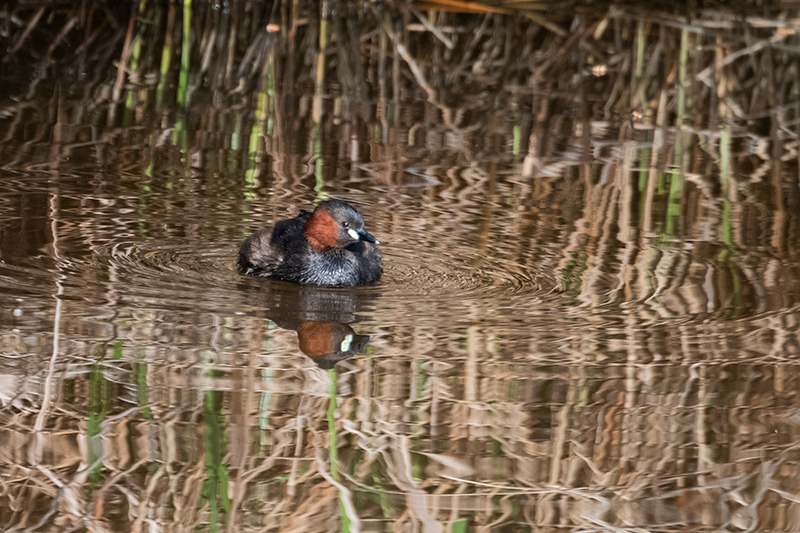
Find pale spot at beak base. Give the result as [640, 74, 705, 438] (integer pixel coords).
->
[341, 334, 353, 352]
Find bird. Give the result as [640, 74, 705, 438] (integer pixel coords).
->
[237, 199, 383, 286]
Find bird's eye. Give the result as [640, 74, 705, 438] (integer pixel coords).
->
[342, 221, 350, 228]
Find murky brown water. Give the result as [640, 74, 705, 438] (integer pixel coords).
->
[2, 3, 800, 531]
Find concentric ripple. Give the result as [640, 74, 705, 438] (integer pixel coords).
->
[378, 220, 559, 299]
[383, 247, 555, 297]
[96, 229, 556, 317]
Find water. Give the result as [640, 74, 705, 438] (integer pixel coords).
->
[2, 3, 800, 531]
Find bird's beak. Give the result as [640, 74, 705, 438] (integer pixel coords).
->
[358, 228, 379, 244]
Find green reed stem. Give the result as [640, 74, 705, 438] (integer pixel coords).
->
[87, 360, 111, 488]
[203, 387, 231, 529]
[177, 0, 191, 108]
[327, 369, 352, 532]
[156, 1, 176, 112]
[246, 46, 273, 191]
[124, 0, 148, 124]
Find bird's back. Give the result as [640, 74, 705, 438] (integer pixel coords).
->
[237, 211, 311, 276]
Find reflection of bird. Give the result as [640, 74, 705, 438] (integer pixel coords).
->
[296, 321, 370, 370]
[238, 279, 378, 369]
[238, 199, 382, 286]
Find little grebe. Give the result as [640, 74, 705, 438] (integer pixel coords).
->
[237, 199, 383, 286]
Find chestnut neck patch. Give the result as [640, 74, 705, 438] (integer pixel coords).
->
[304, 208, 340, 249]
[297, 321, 335, 357]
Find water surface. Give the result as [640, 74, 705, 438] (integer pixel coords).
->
[1, 3, 800, 531]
